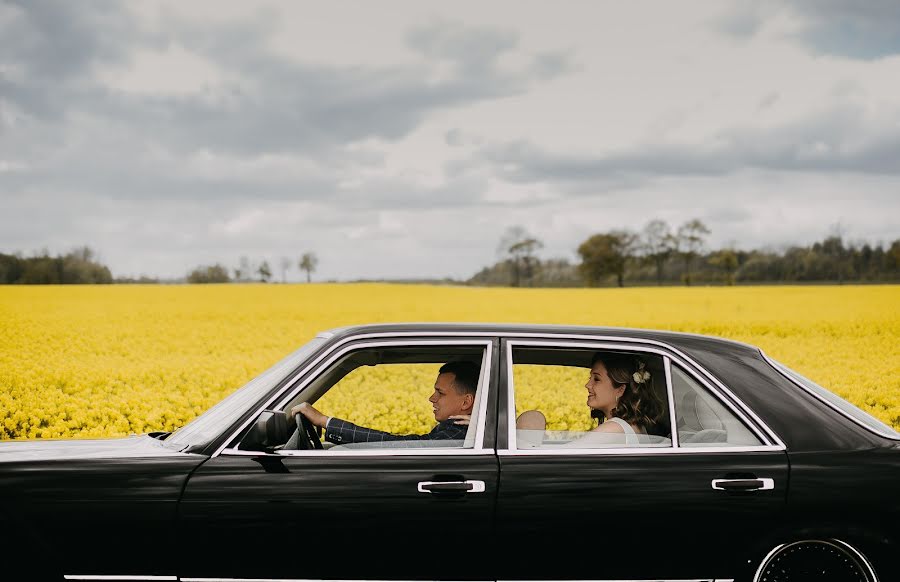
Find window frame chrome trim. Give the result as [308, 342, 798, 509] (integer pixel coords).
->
[177, 579, 732, 582]
[663, 356, 680, 448]
[223, 447, 496, 458]
[761, 349, 900, 442]
[214, 338, 493, 458]
[64, 577, 177, 581]
[498, 445, 785, 456]
[500, 579, 732, 582]
[503, 338, 781, 454]
[182, 579, 496, 582]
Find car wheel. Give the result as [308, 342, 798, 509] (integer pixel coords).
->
[752, 539, 878, 582]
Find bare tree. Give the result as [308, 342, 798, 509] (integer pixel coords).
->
[640, 219, 675, 285]
[234, 256, 252, 282]
[279, 257, 292, 283]
[257, 260, 272, 283]
[675, 219, 711, 286]
[299, 252, 318, 283]
[498, 226, 543, 287]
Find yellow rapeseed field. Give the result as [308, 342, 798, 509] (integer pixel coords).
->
[1, 284, 898, 440]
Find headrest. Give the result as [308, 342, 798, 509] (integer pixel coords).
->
[680, 390, 725, 432]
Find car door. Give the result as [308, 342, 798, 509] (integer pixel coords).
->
[176, 336, 500, 581]
[493, 337, 789, 582]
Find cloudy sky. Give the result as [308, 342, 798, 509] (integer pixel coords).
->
[2, 1, 899, 280]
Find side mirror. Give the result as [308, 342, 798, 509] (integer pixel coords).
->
[241, 410, 292, 451]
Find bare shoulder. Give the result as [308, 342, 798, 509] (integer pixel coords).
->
[591, 421, 625, 434]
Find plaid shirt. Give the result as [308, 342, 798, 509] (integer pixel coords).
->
[324, 417, 467, 444]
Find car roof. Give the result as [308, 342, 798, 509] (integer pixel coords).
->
[319, 322, 760, 356]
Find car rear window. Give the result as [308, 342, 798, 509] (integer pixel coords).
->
[767, 356, 900, 441]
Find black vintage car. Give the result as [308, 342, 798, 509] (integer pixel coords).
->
[1, 323, 897, 582]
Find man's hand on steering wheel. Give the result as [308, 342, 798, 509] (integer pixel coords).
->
[291, 402, 328, 427]
[290, 402, 325, 450]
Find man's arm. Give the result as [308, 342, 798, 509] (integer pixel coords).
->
[325, 418, 464, 443]
[293, 402, 468, 444]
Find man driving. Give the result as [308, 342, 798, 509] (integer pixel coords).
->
[291, 360, 479, 443]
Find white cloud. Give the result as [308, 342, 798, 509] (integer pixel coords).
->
[96, 44, 235, 96]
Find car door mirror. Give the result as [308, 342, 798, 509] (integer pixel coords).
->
[241, 410, 292, 451]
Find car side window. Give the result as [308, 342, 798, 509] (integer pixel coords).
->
[315, 363, 444, 438]
[511, 347, 673, 449]
[238, 344, 489, 453]
[671, 364, 763, 447]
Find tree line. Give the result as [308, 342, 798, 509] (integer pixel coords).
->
[0, 247, 113, 284]
[470, 221, 900, 287]
[3, 224, 898, 286]
[186, 252, 319, 284]
[0, 248, 319, 285]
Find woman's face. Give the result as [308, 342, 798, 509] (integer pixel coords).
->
[585, 361, 624, 413]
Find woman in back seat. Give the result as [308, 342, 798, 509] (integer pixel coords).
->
[581, 352, 666, 445]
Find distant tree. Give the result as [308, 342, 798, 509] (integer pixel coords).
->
[299, 252, 318, 283]
[708, 249, 739, 285]
[279, 256, 292, 283]
[640, 219, 675, 285]
[498, 226, 543, 287]
[257, 260, 272, 283]
[467, 257, 580, 288]
[534, 258, 580, 286]
[675, 219, 711, 286]
[814, 235, 855, 283]
[468, 259, 515, 286]
[888, 239, 900, 272]
[60, 246, 112, 284]
[577, 230, 638, 287]
[234, 256, 252, 282]
[187, 264, 231, 284]
[0, 253, 24, 283]
[19, 256, 61, 284]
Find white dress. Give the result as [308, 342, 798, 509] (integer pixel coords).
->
[605, 417, 644, 445]
[551, 416, 647, 448]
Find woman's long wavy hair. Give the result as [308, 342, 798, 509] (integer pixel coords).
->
[589, 352, 666, 431]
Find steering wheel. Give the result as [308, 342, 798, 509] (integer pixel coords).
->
[294, 412, 323, 450]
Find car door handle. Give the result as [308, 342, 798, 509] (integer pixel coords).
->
[711, 478, 775, 492]
[417, 480, 486, 494]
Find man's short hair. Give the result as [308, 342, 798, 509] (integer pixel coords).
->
[438, 361, 479, 396]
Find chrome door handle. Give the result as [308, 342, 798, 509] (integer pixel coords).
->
[711, 478, 775, 492]
[417, 480, 485, 494]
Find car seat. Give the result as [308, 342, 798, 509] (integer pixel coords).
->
[677, 389, 727, 444]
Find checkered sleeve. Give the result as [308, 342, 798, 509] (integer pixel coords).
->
[324, 418, 467, 444]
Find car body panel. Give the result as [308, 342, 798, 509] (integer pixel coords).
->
[783, 447, 900, 580]
[0, 436, 206, 578]
[495, 451, 788, 580]
[178, 453, 499, 580]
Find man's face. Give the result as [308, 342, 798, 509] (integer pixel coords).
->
[428, 372, 472, 422]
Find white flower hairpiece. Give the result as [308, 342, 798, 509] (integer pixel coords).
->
[632, 362, 651, 384]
